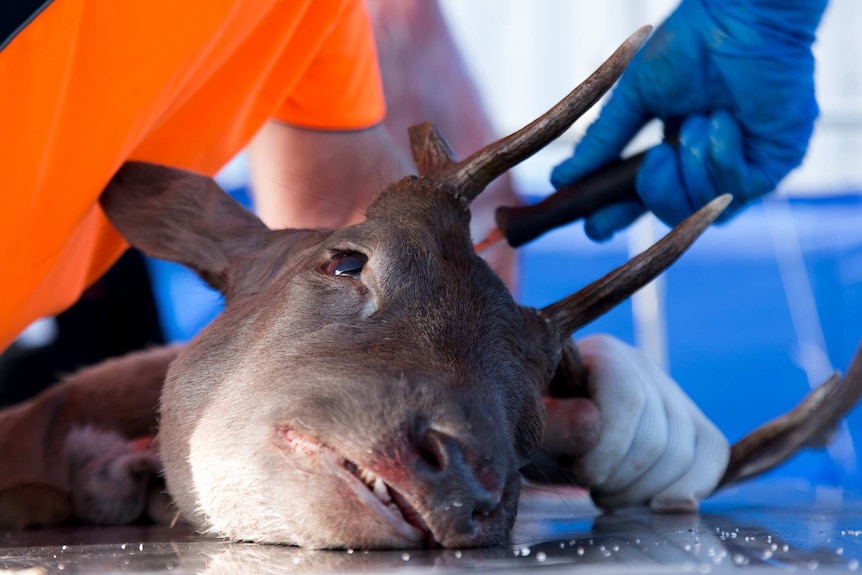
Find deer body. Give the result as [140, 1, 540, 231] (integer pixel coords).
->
[5, 27, 850, 549]
[0, 27, 718, 547]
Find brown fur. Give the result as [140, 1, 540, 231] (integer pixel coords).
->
[0, 31, 658, 548]
[0, 346, 178, 528]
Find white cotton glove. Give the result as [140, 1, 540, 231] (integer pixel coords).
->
[574, 334, 729, 513]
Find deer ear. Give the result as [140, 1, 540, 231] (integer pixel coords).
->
[99, 161, 274, 297]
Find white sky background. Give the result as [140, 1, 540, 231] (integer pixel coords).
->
[438, 0, 862, 196]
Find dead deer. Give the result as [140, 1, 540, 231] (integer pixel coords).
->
[1, 27, 860, 549]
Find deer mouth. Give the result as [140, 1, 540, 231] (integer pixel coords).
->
[341, 460, 434, 545]
[277, 428, 432, 546]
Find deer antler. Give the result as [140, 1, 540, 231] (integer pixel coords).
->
[541, 194, 732, 340]
[719, 344, 862, 488]
[407, 26, 653, 201]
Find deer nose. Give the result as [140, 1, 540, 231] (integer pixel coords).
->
[411, 427, 501, 534]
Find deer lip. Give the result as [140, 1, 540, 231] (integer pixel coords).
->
[324, 453, 431, 545]
[277, 428, 432, 545]
[345, 459, 433, 541]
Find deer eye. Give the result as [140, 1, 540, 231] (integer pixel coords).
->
[324, 252, 367, 280]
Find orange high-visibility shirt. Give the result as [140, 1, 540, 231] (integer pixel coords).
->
[0, 0, 386, 351]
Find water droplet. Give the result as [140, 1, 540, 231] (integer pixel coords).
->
[837, 547, 845, 555]
[347, 549, 354, 555]
[576, 547, 584, 556]
[536, 552, 547, 562]
[401, 553, 411, 562]
[807, 559, 819, 570]
[782, 544, 790, 552]
[453, 501, 463, 508]
[849, 559, 860, 571]
[761, 550, 774, 560]
[732, 553, 749, 566]
[454, 550, 462, 559]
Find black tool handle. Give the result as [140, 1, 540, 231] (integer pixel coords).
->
[494, 150, 646, 248]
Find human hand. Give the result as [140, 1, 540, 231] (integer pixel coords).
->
[568, 335, 728, 512]
[551, 0, 827, 241]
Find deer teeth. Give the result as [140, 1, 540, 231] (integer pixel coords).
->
[359, 468, 377, 487]
[373, 477, 391, 503]
[353, 465, 393, 505]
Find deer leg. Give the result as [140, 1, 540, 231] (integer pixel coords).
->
[0, 346, 178, 528]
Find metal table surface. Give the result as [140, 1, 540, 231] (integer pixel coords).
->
[3, 480, 862, 574]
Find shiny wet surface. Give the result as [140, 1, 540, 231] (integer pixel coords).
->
[4, 480, 862, 574]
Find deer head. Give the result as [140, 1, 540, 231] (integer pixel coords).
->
[99, 27, 729, 549]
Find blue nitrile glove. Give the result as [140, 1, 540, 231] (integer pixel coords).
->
[551, 0, 828, 241]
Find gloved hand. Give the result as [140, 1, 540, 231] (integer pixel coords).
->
[570, 335, 728, 512]
[551, 0, 828, 241]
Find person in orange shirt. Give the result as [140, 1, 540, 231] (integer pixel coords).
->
[0, 0, 383, 351]
[0, 0, 519, 354]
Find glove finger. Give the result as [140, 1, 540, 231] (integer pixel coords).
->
[590, 371, 668, 495]
[649, 413, 730, 513]
[584, 201, 646, 242]
[575, 335, 647, 486]
[636, 142, 696, 227]
[592, 388, 695, 509]
[704, 110, 758, 221]
[551, 86, 651, 188]
[677, 114, 722, 210]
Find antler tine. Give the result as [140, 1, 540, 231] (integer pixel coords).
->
[718, 343, 862, 488]
[541, 194, 732, 339]
[408, 122, 457, 176]
[435, 25, 651, 203]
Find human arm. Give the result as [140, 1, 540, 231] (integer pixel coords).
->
[247, 121, 410, 230]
